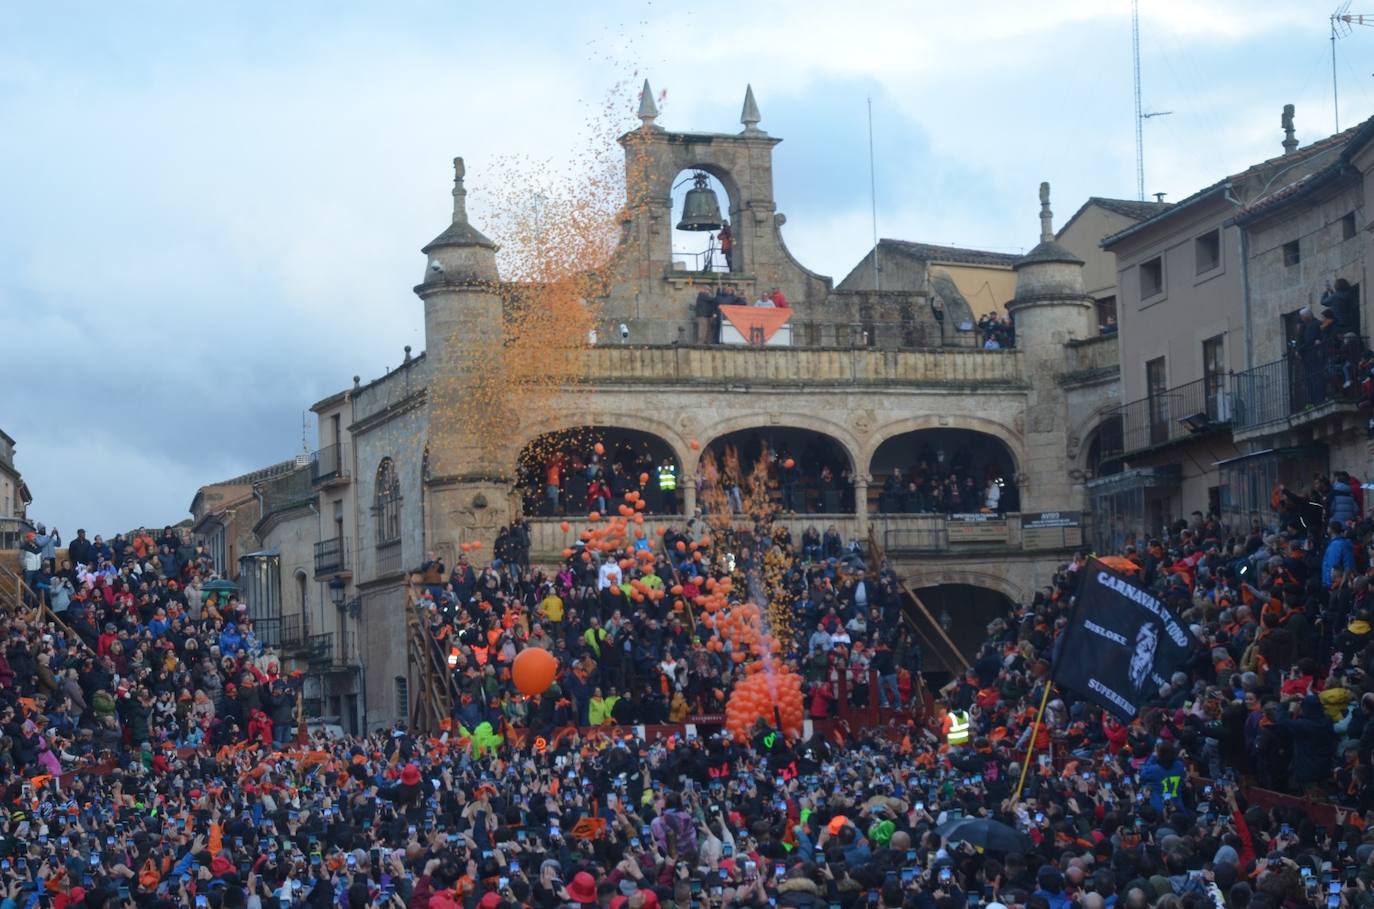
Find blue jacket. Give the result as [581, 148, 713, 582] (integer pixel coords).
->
[1323, 536, 1355, 587]
[1329, 481, 1359, 525]
[1138, 755, 1187, 811]
[1032, 889, 1072, 909]
[219, 624, 244, 656]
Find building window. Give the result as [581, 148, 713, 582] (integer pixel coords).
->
[1343, 212, 1358, 241]
[395, 676, 409, 723]
[374, 458, 401, 546]
[1139, 257, 1163, 299]
[1146, 357, 1168, 445]
[1095, 295, 1118, 331]
[1282, 240, 1300, 267]
[1202, 335, 1226, 419]
[1195, 230, 1220, 274]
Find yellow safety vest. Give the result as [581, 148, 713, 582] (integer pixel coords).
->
[657, 466, 677, 491]
[947, 710, 970, 746]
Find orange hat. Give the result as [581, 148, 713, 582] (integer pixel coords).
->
[826, 815, 850, 836]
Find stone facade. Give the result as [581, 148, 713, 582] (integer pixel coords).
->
[297, 91, 1122, 730]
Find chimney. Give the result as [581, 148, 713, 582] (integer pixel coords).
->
[1282, 104, 1298, 156]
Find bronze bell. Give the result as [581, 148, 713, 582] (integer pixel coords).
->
[676, 172, 724, 232]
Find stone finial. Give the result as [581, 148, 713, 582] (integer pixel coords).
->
[637, 79, 659, 129]
[740, 84, 764, 135]
[451, 157, 468, 223]
[1039, 181, 1053, 242]
[1282, 103, 1298, 156]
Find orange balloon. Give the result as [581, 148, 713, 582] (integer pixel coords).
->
[559, 521, 571, 532]
[561, 548, 574, 559]
[639, 472, 649, 485]
[690, 440, 700, 450]
[671, 585, 684, 595]
[783, 458, 795, 469]
[675, 540, 686, 552]
[594, 442, 605, 455]
[470, 541, 481, 550]
[512, 647, 558, 697]
[589, 511, 601, 521]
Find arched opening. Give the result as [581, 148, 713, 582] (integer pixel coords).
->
[671, 169, 737, 274]
[517, 427, 682, 517]
[910, 583, 1017, 679]
[702, 427, 854, 515]
[1083, 415, 1124, 479]
[869, 428, 1018, 515]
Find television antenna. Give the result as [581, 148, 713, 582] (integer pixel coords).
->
[1331, 1, 1374, 132]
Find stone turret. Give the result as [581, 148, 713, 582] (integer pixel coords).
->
[1007, 182, 1097, 510]
[414, 157, 508, 557]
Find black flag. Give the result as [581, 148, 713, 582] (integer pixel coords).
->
[1052, 562, 1198, 720]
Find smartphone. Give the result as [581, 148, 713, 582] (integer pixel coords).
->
[630, 838, 640, 849]
[196, 898, 208, 909]
[517, 831, 526, 843]
[867, 893, 878, 906]
[901, 869, 916, 884]
[939, 868, 952, 884]
[723, 845, 733, 858]
[690, 881, 701, 895]
[509, 861, 520, 874]
[774, 863, 785, 878]
[498, 877, 509, 891]
[117, 888, 130, 902]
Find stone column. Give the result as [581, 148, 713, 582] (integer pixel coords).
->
[854, 474, 870, 540]
[682, 480, 697, 519]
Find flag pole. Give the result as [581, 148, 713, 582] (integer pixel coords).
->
[1010, 678, 1054, 808]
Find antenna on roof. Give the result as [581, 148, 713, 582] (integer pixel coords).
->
[1132, 2, 1174, 202]
[1330, 1, 1373, 132]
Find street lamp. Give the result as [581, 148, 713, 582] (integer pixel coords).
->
[328, 576, 346, 609]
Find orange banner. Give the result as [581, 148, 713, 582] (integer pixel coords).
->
[719, 304, 792, 344]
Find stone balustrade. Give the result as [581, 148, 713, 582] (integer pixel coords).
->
[571, 345, 1025, 388]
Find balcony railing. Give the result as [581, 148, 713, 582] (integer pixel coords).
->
[254, 617, 282, 649]
[1115, 375, 1232, 456]
[314, 536, 349, 576]
[310, 444, 348, 485]
[377, 540, 403, 575]
[306, 633, 334, 666]
[281, 613, 306, 649]
[1230, 349, 1366, 432]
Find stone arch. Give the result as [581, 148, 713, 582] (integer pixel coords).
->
[695, 413, 861, 476]
[905, 576, 1022, 672]
[514, 418, 689, 516]
[515, 413, 693, 475]
[904, 568, 1027, 604]
[860, 414, 1024, 479]
[1071, 407, 1124, 480]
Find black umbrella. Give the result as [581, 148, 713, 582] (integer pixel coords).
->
[935, 817, 1031, 853]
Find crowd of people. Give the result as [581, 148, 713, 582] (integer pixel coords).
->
[876, 451, 1018, 516]
[977, 314, 1015, 350]
[7, 461, 1374, 909]
[691, 286, 790, 346]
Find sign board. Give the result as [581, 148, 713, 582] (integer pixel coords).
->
[946, 513, 1009, 543]
[1021, 511, 1083, 550]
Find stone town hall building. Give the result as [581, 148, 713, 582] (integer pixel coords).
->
[210, 88, 1121, 731]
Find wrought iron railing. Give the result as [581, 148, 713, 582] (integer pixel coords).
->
[306, 633, 334, 666]
[253, 617, 282, 649]
[1230, 344, 1366, 431]
[281, 613, 306, 648]
[377, 540, 403, 575]
[314, 536, 349, 576]
[1115, 375, 1232, 455]
[310, 444, 347, 484]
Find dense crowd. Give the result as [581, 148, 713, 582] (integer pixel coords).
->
[7, 462, 1374, 909]
[977, 314, 1014, 350]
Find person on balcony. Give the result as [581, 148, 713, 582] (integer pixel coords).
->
[693, 287, 717, 345]
[1322, 277, 1359, 334]
[718, 221, 733, 270]
[1296, 307, 1327, 408]
[769, 286, 790, 308]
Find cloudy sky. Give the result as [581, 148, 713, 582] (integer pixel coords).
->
[1, 0, 1364, 536]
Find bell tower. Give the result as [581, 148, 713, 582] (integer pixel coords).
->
[1008, 182, 1098, 509]
[608, 83, 831, 342]
[414, 157, 512, 556]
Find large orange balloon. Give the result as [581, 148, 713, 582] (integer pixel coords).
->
[512, 647, 558, 697]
